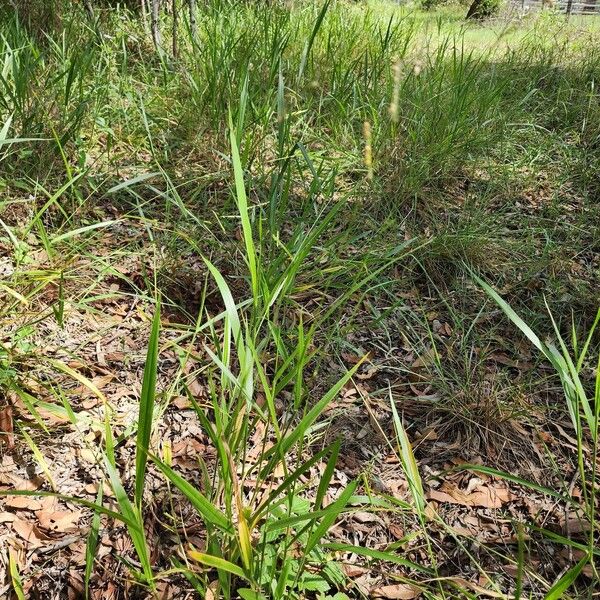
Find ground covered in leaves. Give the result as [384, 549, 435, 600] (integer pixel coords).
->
[0, 217, 596, 598]
[1, 1, 599, 599]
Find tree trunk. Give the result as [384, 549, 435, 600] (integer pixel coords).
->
[172, 0, 178, 58]
[151, 0, 161, 51]
[188, 0, 197, 44]
[465, 0, 483, 18]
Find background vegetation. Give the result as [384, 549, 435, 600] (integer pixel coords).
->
[0, 1, 598, 598]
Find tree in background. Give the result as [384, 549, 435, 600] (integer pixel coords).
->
[466, 0, 502, 19]
[151, 0, 161, 49]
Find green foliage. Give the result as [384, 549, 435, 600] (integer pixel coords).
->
[0, 1, 599, 598]
[476, 277, 599, 597]
[420, 0, 450, 11]
[380, 38, 506, 205]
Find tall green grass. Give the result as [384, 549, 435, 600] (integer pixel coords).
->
[1, 1, 597, 212]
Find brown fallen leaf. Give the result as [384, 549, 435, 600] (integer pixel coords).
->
[352, 511, 384, 524]
[343, 564, 369, 577]
[12, 518, 52, 548]
[356, 366, 378, 380]
[11, 392, 69, 425]
[4, 496, 44, 511]
[204, 579, 219, 600]
[0, 474, 42, 491]
[36, 510, 81, 533]
[501, 564, 519, 577]
[187, 377, 204, 398]
[427, 483, 514, 508]
[0, 399, 14, 448]
[411, 348, 436, 370]
[172, 396, 192, 409]
[582, 564, 594, 578]
[371, 583, 421, 599]
[426, 489, 457, 504]
[467, 486, 514, 508]
[555, 514, 592, 535]
[0, 511, 16, 523]
[389, 523, 405, 540]
[446, 577, 506, 598]
[67, 568, 85, 600]
[342, 352, 372, 365]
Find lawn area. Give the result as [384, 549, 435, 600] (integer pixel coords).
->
[0, 1, 599, 598]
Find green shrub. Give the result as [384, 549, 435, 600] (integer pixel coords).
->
[420, 0, 449, 11]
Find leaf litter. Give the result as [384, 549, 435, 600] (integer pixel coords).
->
[0, 220, 596, 599]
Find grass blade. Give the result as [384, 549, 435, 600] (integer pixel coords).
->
[228, 111, 258, 303]
[150, 455, 233, 533]
[103, 454, 154, 586]
[324, 543, 432, 574]
[50, 220, 119, 245]
[545, 555, 588, 599]
[305, 480, 357, 554]
[188, 551, 248, 580]
[135, 301, 161, 508]
[298, 0, 331, 81]
[262, 356, 366, 466]
[8, 551, 25, 600]
[389, 388, 425, 513]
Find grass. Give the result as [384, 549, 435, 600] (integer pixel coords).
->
[0, 0, 599, 598]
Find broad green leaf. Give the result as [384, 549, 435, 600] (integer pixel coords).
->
[228, 111, 258, 302]
[305, 480, 358, 554]
[203, 258, 241, 345]
[238, 590, 268, 600]
[314, 440, 341, 511]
